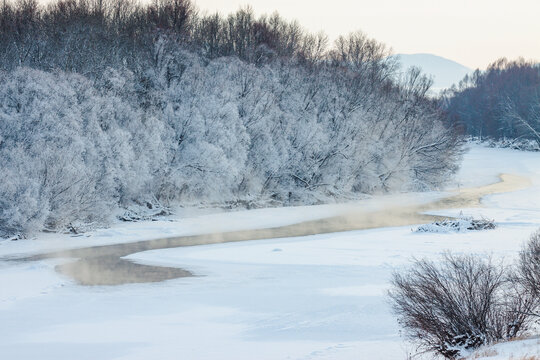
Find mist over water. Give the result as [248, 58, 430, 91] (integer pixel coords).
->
[16, 174, 529, 286]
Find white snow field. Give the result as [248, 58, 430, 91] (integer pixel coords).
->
[2, 144, 540, 360]
[466, 337, 540, 360]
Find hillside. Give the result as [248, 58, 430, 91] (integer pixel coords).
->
[393, 53, 472, 92]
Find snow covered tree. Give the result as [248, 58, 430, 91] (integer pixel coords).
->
[0, 0, 462, 237]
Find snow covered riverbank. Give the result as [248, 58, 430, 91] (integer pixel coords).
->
[2, 144, 540, 360]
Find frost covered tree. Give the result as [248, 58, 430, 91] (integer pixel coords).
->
[0, 0, 462, 237]
[0, 68, 163, 234]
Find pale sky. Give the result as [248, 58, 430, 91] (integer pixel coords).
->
[194, 0, 540, 69]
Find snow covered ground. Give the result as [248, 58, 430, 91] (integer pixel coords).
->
[1, 144, 540, 360]
[466, 337, 540, 360]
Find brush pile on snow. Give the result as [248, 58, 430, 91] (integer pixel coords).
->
[416, 216, 495, 233]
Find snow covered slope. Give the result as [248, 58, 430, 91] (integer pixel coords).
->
[1, 145, 540, 360]
[393, 53, 472, 92]
[466, 337, 540, 359]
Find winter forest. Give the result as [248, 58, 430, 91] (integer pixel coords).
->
[3, 1, 540, 360]
[0, 0, 462, 237]
[444, 58, 540, 142]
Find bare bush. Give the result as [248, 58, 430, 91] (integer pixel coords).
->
[389, 254, 534, 359]
[518, 231, 540, 304]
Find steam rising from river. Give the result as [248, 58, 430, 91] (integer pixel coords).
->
[21, 174, 530, 286]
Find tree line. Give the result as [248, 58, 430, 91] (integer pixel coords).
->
[443, 58, 540, 143]
[0, 0, 461, 237]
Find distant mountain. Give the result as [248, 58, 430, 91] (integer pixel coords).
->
[392, 53, 472, 93]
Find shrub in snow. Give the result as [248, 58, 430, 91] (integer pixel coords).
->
[415, 216, 495, 233]
[389, 254, 535, 359]
[117, 199, 172, 222]
[518, 231, 540, 305]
